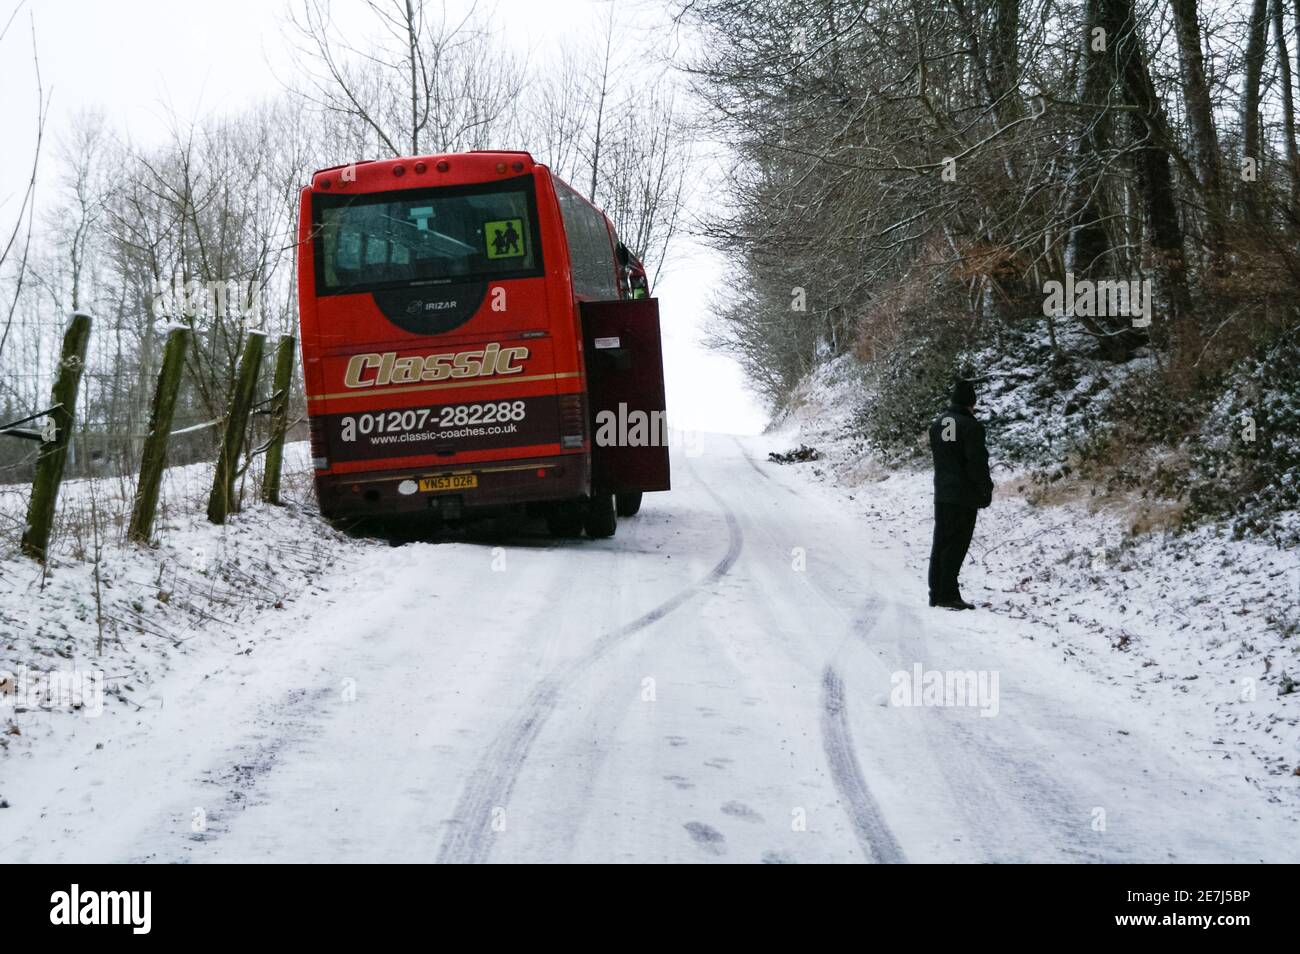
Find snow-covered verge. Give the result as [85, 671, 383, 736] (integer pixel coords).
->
[0, 444, 368, 783]
[766, 356, 1300, 806]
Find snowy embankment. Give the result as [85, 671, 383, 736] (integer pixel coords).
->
[0, 444, 365, 774]
[764, 356, 1300, 805]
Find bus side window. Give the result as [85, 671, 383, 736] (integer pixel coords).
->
[558, 179, 620, 299]
[576, 207, 601, 295]
[555, 179, 602, 299]
[586, 212, 618, 298]
[596, 218, 619, 297]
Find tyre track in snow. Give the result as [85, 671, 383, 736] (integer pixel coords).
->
[820, 665, 907, 863]
[435, 466, 744, 864]
[740, 485, 970, 864]
[732, 436, 798, 495]
[883, 601, 1106, 861]
[812, 592, 906, 864]
[703, 454, 908, 864]
[794, 577, 910, 865]
[741, 435, 1154, 861]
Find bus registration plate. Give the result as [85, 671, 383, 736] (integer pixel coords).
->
[418, 475, 478, 493]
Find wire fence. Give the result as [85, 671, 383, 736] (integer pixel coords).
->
[0, 318, 305, 559]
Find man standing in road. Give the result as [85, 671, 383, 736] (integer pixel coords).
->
[928, 379, 994, 610]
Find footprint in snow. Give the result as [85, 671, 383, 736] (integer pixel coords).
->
[721, 801, 763, 823]
[684, 821, 726, 855]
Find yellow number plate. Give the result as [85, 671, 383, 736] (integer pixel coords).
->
[418, 475, 478, 493]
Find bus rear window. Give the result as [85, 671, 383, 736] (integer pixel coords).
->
[314, 177, 543, 294]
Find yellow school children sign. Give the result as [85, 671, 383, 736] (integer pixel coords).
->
[485, 219, 525, 259]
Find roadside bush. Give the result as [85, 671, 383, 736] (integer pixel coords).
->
[1188, 331, 1300, 545]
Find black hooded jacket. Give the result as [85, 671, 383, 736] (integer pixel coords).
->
[928, 405, 994, 509]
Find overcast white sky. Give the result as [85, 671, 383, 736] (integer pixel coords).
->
[0, 0, 768, 434]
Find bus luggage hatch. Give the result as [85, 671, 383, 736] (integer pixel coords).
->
[580, 298, 671, 495]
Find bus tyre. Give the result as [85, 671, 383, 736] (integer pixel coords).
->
[584, 493, 617, 538]
[615, 491, 642, 517]
[546, 502, 584, 538]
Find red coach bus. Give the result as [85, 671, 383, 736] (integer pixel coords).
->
[296, 150, 670, 538]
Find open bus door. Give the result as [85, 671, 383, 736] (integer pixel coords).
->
[580, 298, 671, 498]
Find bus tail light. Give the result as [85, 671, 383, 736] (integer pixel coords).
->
[309, 416, 329, 471]
[558, 393, 584, 449]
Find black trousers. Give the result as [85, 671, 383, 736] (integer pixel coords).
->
[928, 502, 978, 602]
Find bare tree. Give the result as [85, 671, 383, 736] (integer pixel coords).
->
[286, 0, 524, 157]
[1170, 0, 1226, 265]
[595, 87, 691, 286]
[0, 5, 49, 365]
[514, 5, 691, 279]
[1270, 0, 1300, 212]
[1241, 0, 1269, 223]
[678, 0, 1300, 421]
[523, 49, 596, 183]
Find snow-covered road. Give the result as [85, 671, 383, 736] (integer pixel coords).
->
[7, 434, 1296, 863]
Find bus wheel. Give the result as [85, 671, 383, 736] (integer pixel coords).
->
[584, 493, 617, 538]
[546, 502, 584, 538]
[615, 491, 642, 517]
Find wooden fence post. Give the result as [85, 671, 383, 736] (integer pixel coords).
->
[206, 331, 265, 524]
[22, 312, 92, 561]
[128, 325, 190, 543]
[260, 334, 297, 505]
